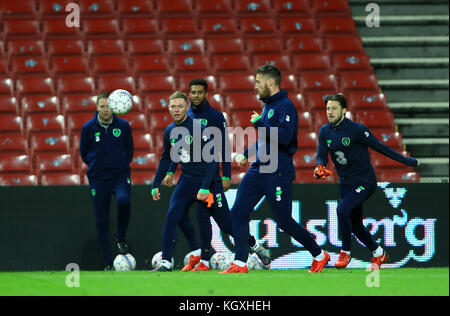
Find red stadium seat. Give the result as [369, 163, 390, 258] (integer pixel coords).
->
[16, 76, 54, 96]
[378, 170, 419, 183]
[154, 0, 193, 15]
[131, 170, 155, 185]
[0, 134, 28, 154]
[273, 0, 311, 15]
[130, 153, 158, 171]
[0, 114, 23, 134]
[127, 39, 164, 55]
[339, 72, 379, 93]
[47, 39, 85, 57]
[240, 18, 277, 35]
[1, 1, 37, 18]
[0, 57, 8, 76]
[83, 18, 119, 38]
[178, 75, 218, 92]
[11, 56, 49, 76]
[0, 173, 38, 186]
[371, 151, 413, 170]
[61, 95, 97, 114]
[0, 77, 14, 95]
[246, 38, 283, 54]
[40, 173, 81, 185]
[132, 55, 170, 74]
[292, 54, 331, 72]
[91, 56, 129, 74]
[201, 18, 238, 36]
[311, 0, 352, 16]
[122, 18, 158, 37]
[97, 75, 136, 94]
[39, 0, 75, 18]
[356, 110, 396, 131]
[298, 112, 313, 130]
[208, 94, 225, 111]
[279, 17, 316, 35]
[372, 130, 404, 151]
[318, 17, 357, 35]
[43, 19, 81, 39]
[0, 96, 19, 114]
[138, 75, 176, 93]
[212, 55, 250, 73]
[87, 39, 125, 56]
[207, 38, 244, 55]
[21, 95, 59, 117]
[298, 131, 317, 149]
[51, 56, 90, 75]
[219, 74, 255, 92]
[57, 76, 95, 95]
[226, 92, 261, 111]
[7, 40, 45, 57]
[347, 92, 387, 110]
[230, 111, 254, 128]
[117, 0, 153, 17]
[3, 20, 40, 39]
[290, 93, 305, 110]
[120, 112, 147, 131]
[35, 153, 74, 175]
[293, 149, 317, 169]
[148, 112, 173, 132]
[286, 36, 323, 54]
[304, 90, 335, 111]
[236, 0, 271, 15]
[0, 154, 32, 173]
[142, 93, 171, 113]
[160, 18, 199, 36]
[133, 132, 154, 153]
[30, 133, 70, 159]
[325, 36, 364, 54]
[67, 113, 94, 139]
[79, 0, 115, 17]
[332, 53, 373, 73]
[299, 72, 337, 92]
[196, 0, 232, 16]
[252, 54, 290, 71]
[173, 55, 210, 73]
[167, 38, 205, 55]
[26, 113, 65, 139]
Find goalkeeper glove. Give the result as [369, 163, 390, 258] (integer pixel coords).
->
[313, 164, 333, 179]
[197, 192, 214, 208]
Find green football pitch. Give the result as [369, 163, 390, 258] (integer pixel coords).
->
[0, 268, 448, 296]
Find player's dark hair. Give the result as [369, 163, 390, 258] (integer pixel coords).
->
[324, 93, 347, 109]
[255, 64, 282, 86]
[97, 91, 110, 105]
[189, 78, 208, 92]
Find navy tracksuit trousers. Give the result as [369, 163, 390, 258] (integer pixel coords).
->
[231, 167, 322, 263]
[89, 174, 131, 266]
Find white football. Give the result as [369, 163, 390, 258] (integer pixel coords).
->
[209, 252, 233, 271]
[108, 89, 133, 115]
[113, 253, 136, 271]
[246, 253, 265, 270]
[151, 251, 174, 269]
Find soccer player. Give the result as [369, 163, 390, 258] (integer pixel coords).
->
[226, 65, 330, 273]
[150, 91, 269, 272]
[162, 79, 235, 271]
[314, 93, 420, 270]
[80, 91, 134, 270]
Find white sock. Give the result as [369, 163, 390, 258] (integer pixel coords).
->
[200, 260, 209, 267]
[373, 246, 383, 257]
[234, 260, 247, 267]
[314, 250, 324, 261]
[160, 260, 171, 269]
[192, 249, 201, 257]
[341, 250, 351, 255]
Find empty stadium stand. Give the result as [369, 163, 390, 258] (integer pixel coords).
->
[0, 0, 424, 185]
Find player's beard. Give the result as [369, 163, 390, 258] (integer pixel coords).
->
[257, 84, 271, 99]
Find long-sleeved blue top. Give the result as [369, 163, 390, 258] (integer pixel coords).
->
[152, 116, 220, 190]
[316, 117, 418, 184]
[80, 112, 134, 180]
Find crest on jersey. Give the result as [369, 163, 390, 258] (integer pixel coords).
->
[342, 137, 351, 146]
[267, 109, 274, 119]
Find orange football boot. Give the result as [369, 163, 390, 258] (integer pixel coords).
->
[181, 255, 201, 271]
[219, 263, 248, 274]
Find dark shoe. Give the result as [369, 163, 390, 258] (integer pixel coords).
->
[253, 244, 271, 268]
[104, 264, 114, 271]
[115, 239, 130, 255]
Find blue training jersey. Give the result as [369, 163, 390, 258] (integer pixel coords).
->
[245, 90, 298, 178]
[316, 118, 418, 184]
[152, 116, 220, 190]
[80, 112, 134, 180]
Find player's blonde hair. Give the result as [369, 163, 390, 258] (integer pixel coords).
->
[169, 91, 188, 105]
